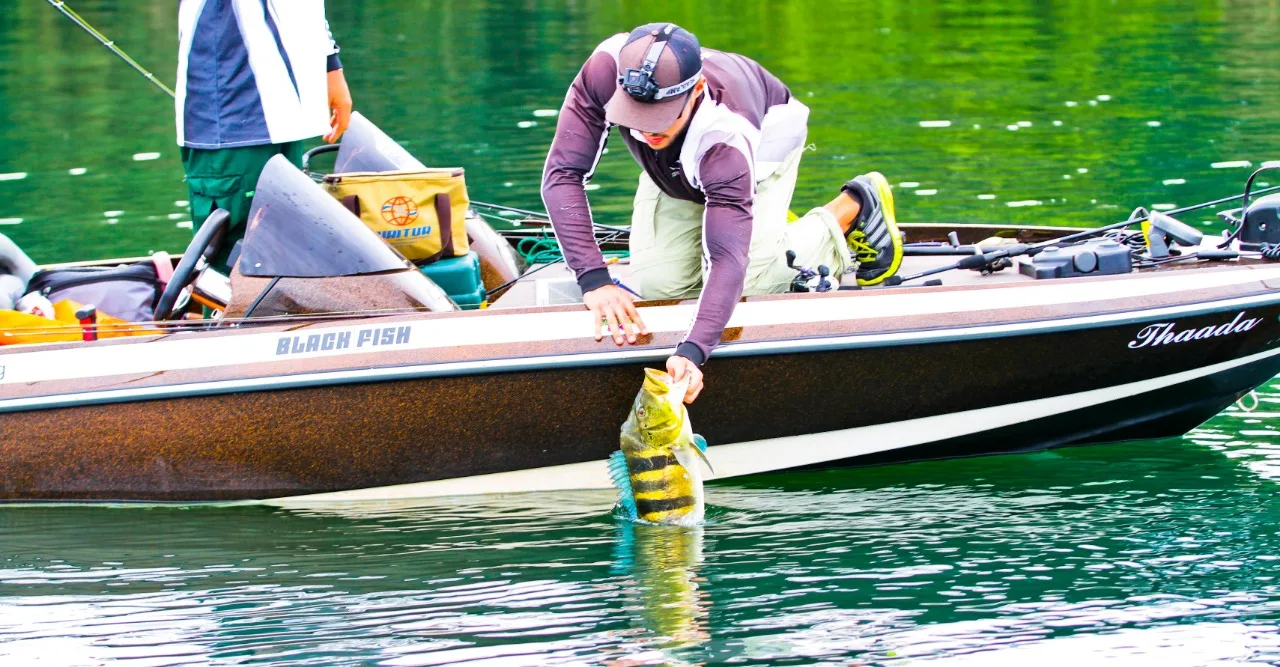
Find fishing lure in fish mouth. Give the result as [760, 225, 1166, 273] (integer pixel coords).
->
[611, 368, 713, 525]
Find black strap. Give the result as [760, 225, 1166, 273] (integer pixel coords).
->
[341, 195, 360, 217]
[641, 24, 677, 75]
[436, 193, 453, 257]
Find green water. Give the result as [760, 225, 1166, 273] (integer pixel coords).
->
[4, 0, 1280, 262]
[4, 0, 1280, 664]
[3, 394, 1280, 665]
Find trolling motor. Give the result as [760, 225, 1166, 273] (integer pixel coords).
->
[1217, 165, 1280, 258]
[786, 250, 834, 293]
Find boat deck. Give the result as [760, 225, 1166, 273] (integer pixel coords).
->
[491, 231, 1233, 309]
[493, 254, 1045, 309]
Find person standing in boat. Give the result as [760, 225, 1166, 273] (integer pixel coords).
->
[542, 23, 902, 404]
[175, 0, 353, 272]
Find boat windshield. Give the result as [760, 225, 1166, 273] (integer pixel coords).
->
[334, 111, 427, 173]
[237, 155, 409, 278]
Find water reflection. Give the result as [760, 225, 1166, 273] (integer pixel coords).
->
[5, 0, 1280, 663]
[3, 406, 1280, 665]
[610, 523, 708, 665]
[5, 0, 1280, 263]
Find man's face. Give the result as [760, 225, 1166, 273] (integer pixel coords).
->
[637, 79, 704, 151]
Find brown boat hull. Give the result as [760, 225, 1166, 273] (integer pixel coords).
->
[4, 295, 1279, 502]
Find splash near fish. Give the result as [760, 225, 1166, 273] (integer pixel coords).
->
[609, 368, 712, 526]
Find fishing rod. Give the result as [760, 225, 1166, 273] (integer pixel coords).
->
[45, 0, 175, 98]
[470, 201, 630, 234]
[891, 183, 1280, 285]
[484, 230, 629, 298]
[468, 201, 549, 220]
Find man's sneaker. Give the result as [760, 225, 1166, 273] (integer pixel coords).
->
[842, 172, 903, 286]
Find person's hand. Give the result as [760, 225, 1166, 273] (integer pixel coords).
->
[584, 284, 648, 345]
[667, 355, 704, 404]
[325, 69, 353, 143]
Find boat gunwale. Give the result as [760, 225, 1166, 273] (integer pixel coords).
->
[1, 258, 1270, 355]
[3, 287, 1279, 415]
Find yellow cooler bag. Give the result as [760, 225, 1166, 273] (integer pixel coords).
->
[323, 168, 471, 263]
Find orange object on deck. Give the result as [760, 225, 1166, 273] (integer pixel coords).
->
[0, 300, 158, 345]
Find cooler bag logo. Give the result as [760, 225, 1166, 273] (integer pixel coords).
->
[381, 196, 418, 227]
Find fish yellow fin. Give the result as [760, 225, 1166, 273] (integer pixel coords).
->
[691, 438, 714, 474]
[673, 444, 713, 477]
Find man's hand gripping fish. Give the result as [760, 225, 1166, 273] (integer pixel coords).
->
[608, 368, 713, 526]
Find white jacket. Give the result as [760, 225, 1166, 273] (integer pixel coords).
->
[175, 0, 340, 148]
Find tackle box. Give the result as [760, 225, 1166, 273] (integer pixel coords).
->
[419, 251, 486, 309]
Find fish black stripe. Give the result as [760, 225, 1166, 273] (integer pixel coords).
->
[627, 454, 672, 473]
[636, 496, 695, 514]
[631, 478, 677, 494]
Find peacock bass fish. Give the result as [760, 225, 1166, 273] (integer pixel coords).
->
[608, 368, 713, 526]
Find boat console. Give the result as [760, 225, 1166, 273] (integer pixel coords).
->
[223, 155, 456, 319]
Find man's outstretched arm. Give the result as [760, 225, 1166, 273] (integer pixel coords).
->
[541, 50, 617, 292]
[542, 46, 648, 344]
[667, 142, 755, 403]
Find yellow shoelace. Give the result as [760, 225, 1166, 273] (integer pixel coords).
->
[847, 230, 880, 264]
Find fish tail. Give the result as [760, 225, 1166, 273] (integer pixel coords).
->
[608, 450, 638, 520]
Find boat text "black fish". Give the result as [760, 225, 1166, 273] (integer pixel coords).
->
[275, 326, 411, 356]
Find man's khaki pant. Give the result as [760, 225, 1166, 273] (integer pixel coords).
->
[629, 146, 852, 298]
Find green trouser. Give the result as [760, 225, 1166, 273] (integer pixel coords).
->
[180, 141, 305, 272]
[629, 143, 852, 298]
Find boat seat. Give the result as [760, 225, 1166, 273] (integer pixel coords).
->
[0, 233, 38, 310]
[419, 252, 487, 309]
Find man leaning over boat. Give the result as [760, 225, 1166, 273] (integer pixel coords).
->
[542, 23, 903, 404]
[175, 0, 354, 272]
